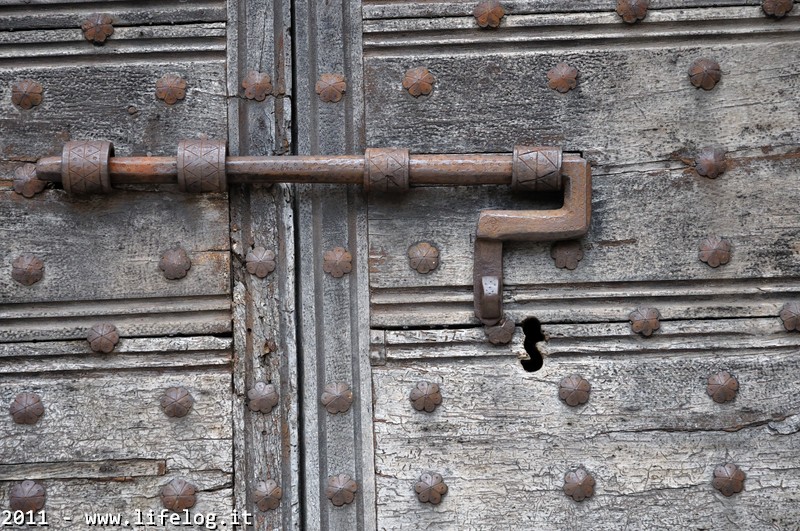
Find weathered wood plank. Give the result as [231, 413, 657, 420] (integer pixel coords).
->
[0, 459, 165, 481]
[372, 352, 800, 529]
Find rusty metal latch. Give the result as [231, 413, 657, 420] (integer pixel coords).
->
[35, 140, 591, 337]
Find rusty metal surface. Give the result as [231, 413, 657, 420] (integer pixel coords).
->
[62, 140, 114, 195]
[415, 473, 448, 505]
[409, 381, 442, 413]
[485, 317, 515, 345]
[779, 302, 800, 331]
[407, 242, 439, 274]
[315, 74, 346, 103]
[13, 164, 46, 198]
[403, 67, 435, 97]
[629, 307, 661, 336]
[87, 323, 120, 354]
[473, 0, 505, 28]
[698, 236, 732, 268]
[161, 387, 194, 418]
[326, 474, 358, 506]
[253, 480, 282, 511]
[706, 371, 739, 403]
[247, 382, 279, 414]
[512, 146, 562, 192]
[9, 392, 44, 425]
[11, 254, 44, 286]
[245, 247, 277, 278]
[551, 240, 584, 270]
[11, 79, 42, 110]
[321, 382, 354, 414]
[695, 147, 727, 179]
[713, 464, 746, 496]
[616, 0, 649, 23]
[161, 479, 197, 511]
[155, 74, 187, 105]
[177, 139, 227, 193]
[762, 0, 793, 17]
[9, 481, 45, 512]
[546, 63, 579, 93]
[242, 71, 273, 102]
[159, 247, 192, 280]
[323, 247, 353, 278]
[688, 58, 722, 90]
[81, 14, 114, 44]
[563, 468, 595, 502]
[365, 148, 410, 193]
[559, 375, 591, 406]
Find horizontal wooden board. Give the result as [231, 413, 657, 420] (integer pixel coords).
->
[372, 351, 800, 529]
[0, 459, 165, 481]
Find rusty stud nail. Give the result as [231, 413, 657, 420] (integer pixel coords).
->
[616, 0, 649, 23]
[247, 381, 279, 414]
[698, 236, 731, 268]
[156, 74, 187, 105]
[326, 474, 358, 506]
[10, 392, 44, 425]
[410, 381, 442, 413]
[779, 302, 800, 332]
[11, 80, 43, 110]
[323, 247, 352, 278]
[81, 13, 114, 44]
[161, 478, 197, 511]
[87, 323, 119, 353]
[688, 58, 721, 90]
[245, 246, 276, 278]
[473, 0, 505, 28]
[563, 468, 595, 502]
[547, 63, 579, 93]
[321, 382, 354, 414]
[159, 247, 191, 280]
[315, 74, 346, 103]
[9, 480, 45, 512]
[694, 147, 727, 179]
[242, 71, 273, 102]
[485, 316, 515, 345]
[629, 307, 661, 336]
[408, 242, 439, 273]
[161, 387, 194, 418]
[762, 0, 793, 17]
[13, 164, 46, 198]
[706, 371, 738, 404]
[402, 67, 435, 98]
[415, 473, 448, 504]
[254, 480, 282, 511]
[559, 374, 591, 407]
[551, 240, 584, 270]
[11, 254, 44, 286]
[713, 464, 745, 496]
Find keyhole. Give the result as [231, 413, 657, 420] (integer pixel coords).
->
[521, 318, 545, 372]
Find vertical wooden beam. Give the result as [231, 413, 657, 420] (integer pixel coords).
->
[294, 0, 377, 527]
[228, 0, 299, 529]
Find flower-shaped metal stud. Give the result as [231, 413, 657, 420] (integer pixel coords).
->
[242, 71, 273, 101]
[11, 79, 43, 110]
[161, 386, 194, 418]
[316, 73, 346, 103]
[551, 240, 584, 270]
[699, 236, 731, 268]
[762, 0, 793, 17]
[408, 242, 439, 273]
[9, 481, 45, 512]
[695, 147, 727, 179]
[326, 474, 358, 506]
[563, 468, 595, 502]
[10, 392, 44, 425]
[12, 254, 44, 286]
[246, 246, 276, 278]
[247, 381, 279, 413]
[706, 371, 738, 404]
[409, 381, 442, 412]
[156, 74, 187, 105]
[415, 473, 448, 504]
[473, 0, 505, 28]
[87, 323, 119, 353]
[159, 247, 191, 280]
[616, 0, 648, 23]
[321, 382, 354, 414]
[559, 374, 591, 406]
[713, 464, 745, 496]
[13, 164, 46, 198]
[323, 247, 352, 278]
[161, 478, 197, 511]
[485, 317, 515, 345]
[402, 67, 435, 98]
[779, 302, 800, 331]
[629, 307, 661, 336]
[688, 58, 721, 90]
[547, 63, 578, 93]
[81, 13, 114, 44]
[254, 480, 282, 511]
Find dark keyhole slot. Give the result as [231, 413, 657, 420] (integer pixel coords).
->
[521, 318, 545, 372]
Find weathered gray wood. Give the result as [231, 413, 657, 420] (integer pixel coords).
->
[372, 351, 800, 529]
[0, 459, 165, 481]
